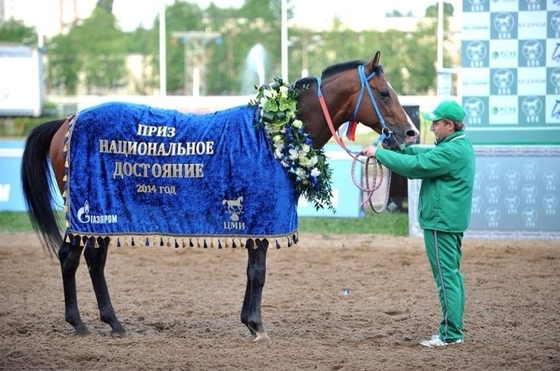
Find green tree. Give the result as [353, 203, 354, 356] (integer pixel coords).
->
[152, 1, 206, 94]
[46, 33, 81, 94]
[0, 19, 37, 45]
[74, 7, 127, 93]
[45, 5, 127, 94]
[425, 2, 455, 17]
[96, 0, 114, 13]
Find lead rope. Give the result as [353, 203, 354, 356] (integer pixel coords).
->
[316, 73, 393, 213]
[350, 155, 391, 213]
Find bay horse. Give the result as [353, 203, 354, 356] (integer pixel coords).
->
[20, 51, 419, 342]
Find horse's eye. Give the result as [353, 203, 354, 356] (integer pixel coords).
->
[379, 90, 391, 98]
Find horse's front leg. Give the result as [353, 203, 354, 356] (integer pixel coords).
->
[241, 239, 270, 342]
[59, 240, 89, 335]
[83, 238, 126, 336]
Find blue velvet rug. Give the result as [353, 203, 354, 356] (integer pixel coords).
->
[64, 102, 298, 248]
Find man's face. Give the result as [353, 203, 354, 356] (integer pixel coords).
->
[430, 118, 454, 142]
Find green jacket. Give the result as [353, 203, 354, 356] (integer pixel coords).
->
[375, 131, 475, 232]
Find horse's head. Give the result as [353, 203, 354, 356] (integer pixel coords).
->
[351, 51, 419, 149]
[307, 51, 419, 150]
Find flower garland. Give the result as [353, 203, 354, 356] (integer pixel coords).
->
[249, 76, 334, 211]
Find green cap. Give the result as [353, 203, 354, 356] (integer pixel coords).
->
[422, 100, 466, 122]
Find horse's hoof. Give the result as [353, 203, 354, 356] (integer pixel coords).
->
[253, 333, 271, 343]
[110, 330, 127, 337]
[73, 328, 90, 336]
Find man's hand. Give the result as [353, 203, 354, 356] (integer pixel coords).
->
[361, 145, 377, 157]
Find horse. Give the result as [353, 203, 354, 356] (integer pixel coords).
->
[222, 196, 244, 214]
[20, 50, 419, 342]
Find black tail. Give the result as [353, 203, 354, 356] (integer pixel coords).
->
[20, 119, 66, 257]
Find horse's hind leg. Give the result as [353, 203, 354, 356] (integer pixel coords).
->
[59, 240, 89, 335]
[83, 238, 126, 336]
[241, 239, 270, 342]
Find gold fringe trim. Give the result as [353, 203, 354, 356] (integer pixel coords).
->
[65, 232, 299, 250]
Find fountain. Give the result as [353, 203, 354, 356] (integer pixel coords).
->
[241, 43, 267, 94]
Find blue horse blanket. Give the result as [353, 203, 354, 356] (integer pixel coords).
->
[64, 102, 298, 247]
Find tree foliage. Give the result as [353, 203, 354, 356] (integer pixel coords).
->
[0, 19, 36, 45]
[5, 0, 455, 96]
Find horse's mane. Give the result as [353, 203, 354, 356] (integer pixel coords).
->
[293, 59, 384, 91]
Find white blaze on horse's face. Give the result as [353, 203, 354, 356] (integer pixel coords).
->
[387, 81, 417, 132]
[383, 81, 420, 142]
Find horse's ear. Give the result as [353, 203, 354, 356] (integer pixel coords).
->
[372, 51, 381, 66]
[366, 51, 381, 71]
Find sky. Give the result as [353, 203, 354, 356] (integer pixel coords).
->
[8, 0, 460, 37]
[111, 0, 460, 31]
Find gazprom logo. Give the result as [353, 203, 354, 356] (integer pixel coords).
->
[77, 200, 118, 224]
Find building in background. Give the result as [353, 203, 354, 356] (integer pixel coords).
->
[1, 0, 96, 38]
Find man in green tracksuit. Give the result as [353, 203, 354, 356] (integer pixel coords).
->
[362, 100, 475, 347]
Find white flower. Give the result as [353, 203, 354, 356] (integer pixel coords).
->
[295, 167, 306, 179]
[288, 148, 299, 160]
[298, 155, 309, 167]
[274, 144, 284, 158]
[272, 134, 283, 144]
[309, 156, 318, 166]
[279, 85, 289, 98]
[249, 76, 334, 211]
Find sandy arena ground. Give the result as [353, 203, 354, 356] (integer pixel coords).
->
[0, 231, 559, 371]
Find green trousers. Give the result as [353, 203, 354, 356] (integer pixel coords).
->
[423, 229, 465, 342]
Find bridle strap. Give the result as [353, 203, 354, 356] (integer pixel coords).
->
[352, 65, 387, 130]
[316, 77, 358, 158]
[316, 73, 391, 212]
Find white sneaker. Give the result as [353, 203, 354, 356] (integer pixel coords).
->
[420, 335, 463, 347]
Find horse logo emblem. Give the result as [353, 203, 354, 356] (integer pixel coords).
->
[467, 0, 487, 12]
[521, 40, 543, 67]
[524, 0, 543, 10]
[484, 207, 500, 227]
[465, 41, 487, 67]
[522, 184, 538, 204]
[493, 13, 515, 38]
[521, 96, 543, 122]
[504, 194, 520, 214]
[522, 162, 538, 180]
[543, 172, 558, 191]
[551, 12, 560, 34]
[492, 69, 515, 94]
[223, 196, 244, 221]
[522, 207, 537, 228]
[542, 195, 558, 215]
[471, 194, 483, 214]
[464, 98, 485, 124]
[504, 171, 520, 190]
[549, 68, 560, 93]
[485, 183, 500, 204]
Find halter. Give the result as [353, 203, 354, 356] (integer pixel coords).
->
[316, 64, 394, 158]
[316, 64, 393, 213]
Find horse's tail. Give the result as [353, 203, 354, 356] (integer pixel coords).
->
[20, 119, 66, 257]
